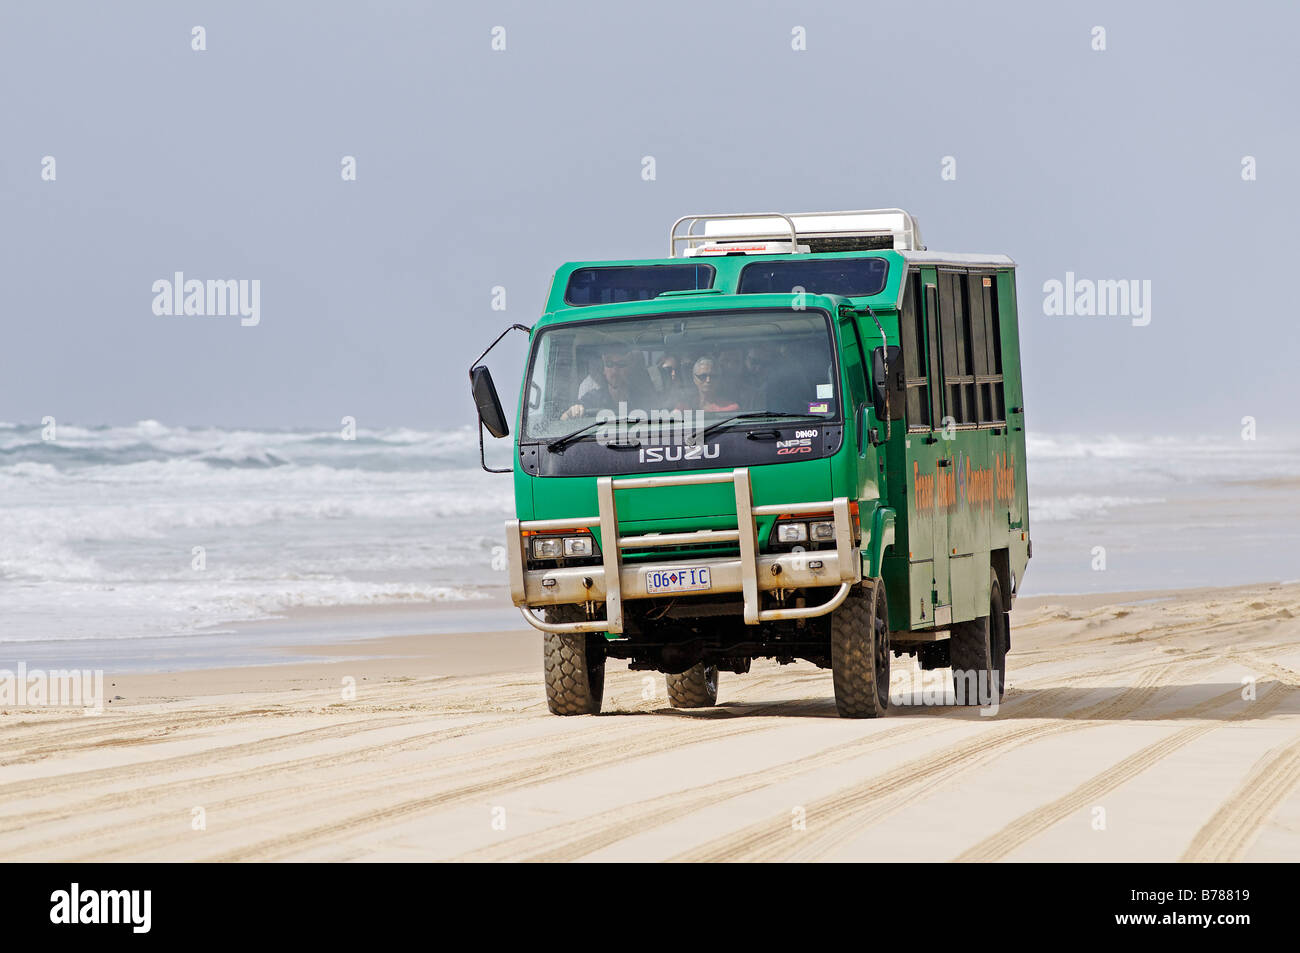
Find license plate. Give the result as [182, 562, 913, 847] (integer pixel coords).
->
[645, 567, 712, 594]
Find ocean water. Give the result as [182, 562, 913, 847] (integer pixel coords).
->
[1, 421, 1297, 663]
[1022, 432, 1300, 596]
[0, 421, 514, 649]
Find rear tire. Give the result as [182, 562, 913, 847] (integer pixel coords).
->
[666, 663, 719, 708]
[542, 606, 606, 715]
[831, 579, 890, 718]
[949, 571, 1007, 705]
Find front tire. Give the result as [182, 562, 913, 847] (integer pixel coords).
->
[542, 606, 606, 715]
[831, 579, 891, 718]
[666, 663, 719, 708]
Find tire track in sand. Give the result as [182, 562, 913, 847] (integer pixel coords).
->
[453, 718, 950, 862]
[191, 700, 800, 861]
[0, 666, 776, 858]
[448, 652, 1153, 862]
[670, 659, 1236, 862]
[956, 677, 1294, 862]
[1180, 735, 1300, 861]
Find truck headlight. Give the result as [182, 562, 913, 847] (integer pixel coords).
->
[532, 537, 564, 558]
[530, 534, 598, 560]
[775, 522, 808, 543]
[809, 521, 836, 541]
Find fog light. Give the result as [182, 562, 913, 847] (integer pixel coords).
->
[776, 522, 807, 543]
[532, 537, 564, 558]
[809, 521, 836, 541]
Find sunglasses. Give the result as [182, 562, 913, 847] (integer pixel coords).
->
[694, 373, 714, 382]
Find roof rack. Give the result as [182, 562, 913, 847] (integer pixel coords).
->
[669, 209, 924, 257]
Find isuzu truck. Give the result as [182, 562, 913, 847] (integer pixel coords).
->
[469, 209, 1030, 717]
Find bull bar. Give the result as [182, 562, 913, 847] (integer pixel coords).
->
[506, 467, 860, 635]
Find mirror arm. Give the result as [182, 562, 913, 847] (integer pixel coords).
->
[469, 323, 532, 372]
[478, 419, 511, 474]
[469, 323, 531, 475]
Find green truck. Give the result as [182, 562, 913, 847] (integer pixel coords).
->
[469, 210, 1030, 717]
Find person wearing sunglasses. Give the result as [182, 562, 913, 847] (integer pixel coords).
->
[682, 356, 739, 413]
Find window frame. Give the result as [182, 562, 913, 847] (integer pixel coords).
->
[736, 255, 891, 298]
[968, 271, 1006, 426]
[934, 268, 1007, 430]
[563, 263, 717, 308]
[900, 270, 932, 433]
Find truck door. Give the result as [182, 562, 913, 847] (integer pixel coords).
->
[840, 315, 875, 506]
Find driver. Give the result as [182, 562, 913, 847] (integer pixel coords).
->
[561, 345, 653, 420]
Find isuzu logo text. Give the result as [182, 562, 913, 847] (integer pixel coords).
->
[638, 443, 721, 463]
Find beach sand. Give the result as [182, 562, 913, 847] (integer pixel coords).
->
[2, 583, 1298, 862]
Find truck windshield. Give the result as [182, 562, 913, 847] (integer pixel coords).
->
[522, 309, 840, 441]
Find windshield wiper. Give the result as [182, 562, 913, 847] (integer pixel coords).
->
[547, 417, 635, 453]
[701, 411, 823, 441]
[550, 410, 823, 451]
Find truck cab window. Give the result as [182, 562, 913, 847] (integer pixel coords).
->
[737, 257, 889, 297]
[564, 264, 715, 307]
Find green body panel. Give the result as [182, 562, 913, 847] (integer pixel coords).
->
[862, 505, 896, 579]
[513, 248, 1029, 637]
[877, 264, 1031, 632]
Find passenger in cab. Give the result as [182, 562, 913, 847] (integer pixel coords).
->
[680, 357, 740, 413]
[736, 345, 775, 409]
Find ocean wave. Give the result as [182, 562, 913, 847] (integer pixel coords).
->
[1029, 494, 1164, 522]
[0, 420, 484, 471]
[0, 580, 498, 643]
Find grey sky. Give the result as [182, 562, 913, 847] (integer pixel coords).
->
[3, 1, 1297, 436]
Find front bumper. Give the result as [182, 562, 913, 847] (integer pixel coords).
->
[507, 467, 860, 634]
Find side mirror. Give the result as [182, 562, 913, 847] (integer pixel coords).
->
[871, 345, 905, 423]
[470, 365, 509, 439]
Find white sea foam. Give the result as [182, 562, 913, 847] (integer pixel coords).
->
[0, 422, 510, 642]
[1028, 494, 1165, 523]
